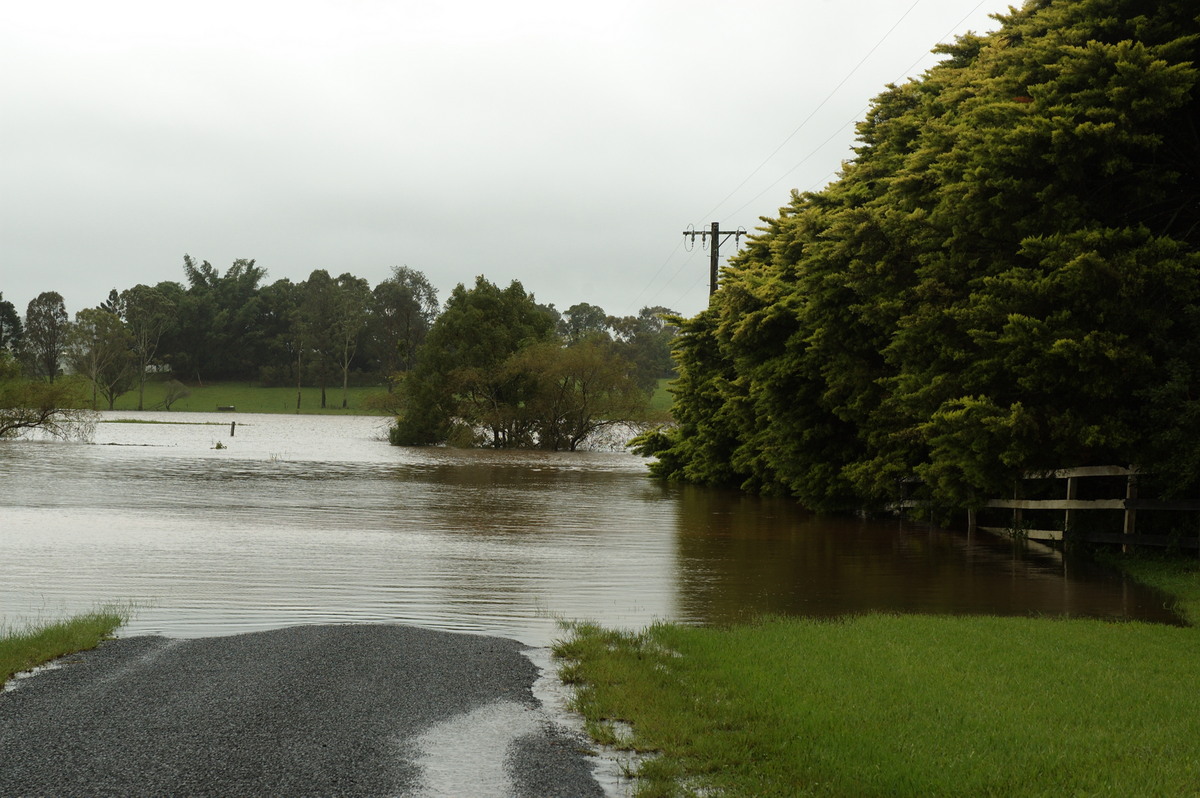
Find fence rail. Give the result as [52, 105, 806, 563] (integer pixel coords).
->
[907, 466, 1199, 550]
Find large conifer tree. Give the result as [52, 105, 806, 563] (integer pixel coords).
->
[640, 0, 1200, 510]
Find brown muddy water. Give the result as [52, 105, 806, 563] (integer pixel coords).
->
[0, 412, 1181, 644]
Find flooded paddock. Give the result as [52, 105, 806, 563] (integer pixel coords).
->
[0, 412, 1181, 644]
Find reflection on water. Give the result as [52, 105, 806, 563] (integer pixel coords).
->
[0, 412, 1181, 645]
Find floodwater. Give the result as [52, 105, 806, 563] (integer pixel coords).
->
[0, 412, 1182, 644]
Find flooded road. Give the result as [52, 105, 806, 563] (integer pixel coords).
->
[0, 412, 1181, 643]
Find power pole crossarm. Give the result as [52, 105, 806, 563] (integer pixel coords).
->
[681, 222, 747, 296]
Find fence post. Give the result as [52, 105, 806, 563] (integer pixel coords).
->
[1122, 472, 1138, 553]
[1064, 475, 1077, 539]
[1012, 482, 1023, 534]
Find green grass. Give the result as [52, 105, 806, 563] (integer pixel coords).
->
[108, 381, 391, 415]
[556, 609, 1200, 797]
[1, 608, 129, 688]
[647, 378, 674, 417]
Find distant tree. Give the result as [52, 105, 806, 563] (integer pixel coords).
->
[66, 308, 134, 410]
[609, 306, 679, 392]
[371, 266, 438, 378]
[559, 302, 610, 344]
[0, 293, 22, 354]
[331, 273, 371, 409]
[0, 350, 94, 439]
[169, 256, 268, 382]
[120, 284, 174, 410]
[23, 292, 70, 382]
[297, 270, 339, 408]
[98, 288, 125, 318]
[256, 278, 303, 404]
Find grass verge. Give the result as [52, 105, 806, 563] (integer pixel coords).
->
[555, 610, 1200, 797]
[1, 608, 129, 688]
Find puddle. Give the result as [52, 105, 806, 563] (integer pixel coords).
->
[403, 647, 639, 797]
[408, 699, 542, 797]
[525, 647, 644, 798]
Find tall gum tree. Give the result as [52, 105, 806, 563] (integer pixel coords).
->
[22, 292, 69, 383]
[66, 308, 134, 410]
[120, 284, 174, 410]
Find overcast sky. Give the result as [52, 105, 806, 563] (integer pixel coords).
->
[2, 0, 1003, 322]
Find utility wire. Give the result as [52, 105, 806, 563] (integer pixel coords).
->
[659, 0, 994, 314]
[718, 0, 994, 225]
[696, 0, 924, 223]
[624, 237, 686, 315]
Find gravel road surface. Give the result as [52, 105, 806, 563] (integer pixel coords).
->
[0, 624, 604, 797]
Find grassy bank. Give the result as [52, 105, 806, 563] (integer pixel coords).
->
[107, 381, 390, 415]
[556, 557, 1200, 797]
[102, 378, 676, 421]
[1, 609, 128, 688]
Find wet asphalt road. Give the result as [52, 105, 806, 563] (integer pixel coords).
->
[0, 624, 604, 797]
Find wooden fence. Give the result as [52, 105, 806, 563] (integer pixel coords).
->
[902, 466, 1200, 550]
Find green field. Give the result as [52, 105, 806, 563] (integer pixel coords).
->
[646, 378, 674, 419]
[106, 380, 392, 415]
[555, 555, 1200, 797]
[100, 378, 676, 421]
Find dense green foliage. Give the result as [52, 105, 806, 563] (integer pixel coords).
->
[556, 611, 1200, 797]
[639, 0, 1200, 510]
[5, 258, 677, 437]
[391, 277, 663, 448]
[0, 351, 93, 438]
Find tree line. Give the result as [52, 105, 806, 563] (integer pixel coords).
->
[635, 0, 1200, 511]
[0, 259, 677, 447]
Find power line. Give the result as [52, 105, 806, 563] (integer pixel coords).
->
[696, 0, 924, 223]
[653, 1, 996, 314]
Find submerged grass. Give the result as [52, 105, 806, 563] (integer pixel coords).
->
[1, 607, 129, 688]
[556, 607, 1200, 797]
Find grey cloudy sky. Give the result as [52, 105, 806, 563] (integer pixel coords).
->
[2, 0, 1002, 321]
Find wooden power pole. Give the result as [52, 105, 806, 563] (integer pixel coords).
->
[682, 222, 747, 297]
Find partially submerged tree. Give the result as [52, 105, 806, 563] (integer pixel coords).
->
[392, 276, 652, 449]
[0, 351, 93, 439]
[509, 340, 646, 451]
[392, 276, 558, 446]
